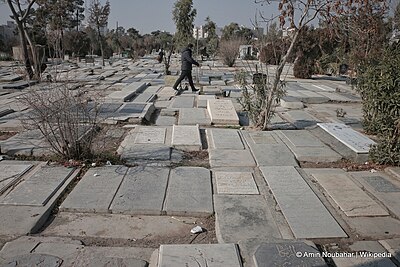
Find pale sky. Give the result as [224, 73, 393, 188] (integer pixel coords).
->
[0, 0, 278, 34]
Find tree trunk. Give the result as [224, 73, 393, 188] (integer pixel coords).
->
[262, 29, 300, 130]
[24, 26, 39, 80]
[98, 27, 105, 66]
[17, 21, 34, 79]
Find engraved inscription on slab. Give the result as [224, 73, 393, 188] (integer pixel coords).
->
[216, 172, 259, 194]
[134, 127, 166, 144]
[363, 176, 400, 192]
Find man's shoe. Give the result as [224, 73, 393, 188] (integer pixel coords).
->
[192, 88, 199, 92]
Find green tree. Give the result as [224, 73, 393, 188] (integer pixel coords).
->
[204, 16, 219, 58]
[172, 0, 196, 50]
[88, 0, 110, 66]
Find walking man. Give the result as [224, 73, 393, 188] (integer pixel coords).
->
[173, 43, 200, 93]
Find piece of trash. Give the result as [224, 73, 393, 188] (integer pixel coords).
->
[91, 163, 96, 167]
[370, 169, 377, 173]
[190, 226, 203, 234]
[365, 162, 369, 165]
[94, 173, 100, 177]
[106, 161, 112, 166]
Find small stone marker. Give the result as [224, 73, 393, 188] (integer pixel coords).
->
[253, 241, 327, 267]
[363, 176, 400, 193]
[134, 127, 166, 144]
[171, 125, 202, 151]
[215, 172, 259, 194]
[207, 99, 239, 125]
[158, 244, 242, 267]
[318, 123, 376, 153]
[307, 169, 389, 217]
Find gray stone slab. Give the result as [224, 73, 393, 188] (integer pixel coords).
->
[156, 115, 176, 126]
[248, 131, 280, 144]
[260, 166, 347, 238]
[379, 238, 400, 262]
[158, 244, 242, 267]
[3, 254, 63, 267]
[363, 176, 400, 192]
[201, 85, 221, 95]
[280, 110, 319, 129]
[207, 128, 244, 150]
[171, 125, 202, 151]
[214, 195, 280, 243]
[0, 163, 33, 195]
[215, 172, 259, 194]
[298, 90, 330, 104]
[280, 96, 304, 109]
[132, 92, 155, 103]
[1, 166, 75, 206]
[164, 167, 213, 216]
[117, 103, 146, 114]
[60, 166, 128, 213]
[178, 108, 211, 125]
[318, 91, 354, 102]
[306, 169, 389, 217]
[248, 144, 298, 167]
[121, 144, 171, 162]
[207, 99, 239, 125]
[386, 167, 400, 180]
[197, 95, 216, 108]
[110, 166, 169, 215]
[278, 130, 342, 163]
[318, 123, 376, 153]
[254, 241, 327, 267]
[209, 149, 256, 168]
[333, 256, 396, 267]
[134, 127, 166, 144]
[349, 241, 387, 253]
[169, 96, 195, 109]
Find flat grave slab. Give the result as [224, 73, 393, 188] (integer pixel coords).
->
[280, 110, 319, 129]
[298, 90, 330, 104]
[1, 166, 75, 206]
[214, 195, 281, 243]
[260, 166, 347, 238]
[171, 125, 202, 151]
[3, 254, 63, 267]
[177, 108, 211, 126]
[120, 144, 171, 162]
[134, 127, 166, 144]
[215, 171, 259, 194]
[110, 166, 169, 215]
[209, 149, 256, 168]
[207, 128, 244, 150]
[0, 162, 33, 195]
[363, 176, 400, 192]
[247, 143, 298, 167]
[201, 85, 221, 95]
[60, 166, 128, 213]
[333, 256, 396, 267]
[117, 103, 146, 114]
[131, 92, 155, 103]
[247, 131, 280, 145]
[379, 238, 400, 263]
[158, 244, 242, 267]
[164, 167, 213, 216]
[169, 95, 195, 109]
[254, 241, 327, 267]
[277, 130, 342, 163]
[318, 123, 376, 153]
[197, 95, 216, 108]
[280, 96, 304, 109]
[207, 99, 239, 125]
[306, 169, 389, 217]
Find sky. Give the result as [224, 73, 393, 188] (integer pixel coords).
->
[0, 0, 278, 34]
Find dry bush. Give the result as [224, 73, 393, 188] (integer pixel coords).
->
[219, 38, 243, 67]
[20, 84, 100, 160]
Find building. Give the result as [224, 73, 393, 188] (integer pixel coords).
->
[193, 25, 223, 39]
[0, 21, 17, 41]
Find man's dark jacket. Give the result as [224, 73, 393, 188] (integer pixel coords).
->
[181, 47, 199, 71]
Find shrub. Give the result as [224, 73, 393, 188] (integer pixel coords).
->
[219, 38, 242, 67]
[293, 52, 314, 79]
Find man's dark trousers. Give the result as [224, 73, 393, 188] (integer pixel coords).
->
[173, 70, 196, 91]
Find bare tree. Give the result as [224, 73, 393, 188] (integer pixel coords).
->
[249, 0, 388, 130]
[88, 0, 110, 66]
[219, 38, 243, 67]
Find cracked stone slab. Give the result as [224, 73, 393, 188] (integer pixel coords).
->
[215, 171, 259, 194]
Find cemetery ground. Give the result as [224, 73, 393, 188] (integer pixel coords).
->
[0, 56, 399, 267]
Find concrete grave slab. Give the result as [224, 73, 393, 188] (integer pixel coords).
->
[333, 256, 396, 267]
[298, 90, 330, 104]
[121, 144, 171, 162]
[318, 123, 376, 153]
[132, 92, 156, 103]
[277, 130, 342, 163]
[207, 99, 239, 125]
[306, 169, 389, 217]
[197, 95, 216, 108]
[134, 127, 166, 144]
[177, 108, 211, 126]
[215, 171, 259, 194]
[246, 131, 280, 145]
[110, 166, 169, 215]
[0, 162, 33, 195]
[201, 85, 221, 95]
[158, 244, 242, 267]
[379, 238, 400, 263]
[2, 254, 63, 267]
[171, 125, 202, 151]
[214, 195, 280, 243]
[254, 241, 327, 267]
[350, 171, 400, 219]
[60, 166, 128, 213]
[209, 149, 256, 168]
[1, 166, 75, 206]
[260, 166, 347, 238]
[169, 95, 195, 109]
[247, 143, 298, 167]
[280, 110, 320, 129]
[207, 128, 244, 150]
[386, 167, 400, 180]
[156, 115, 176, 126]
[280, 96, 304, 109]
[164, 167, 212, 216]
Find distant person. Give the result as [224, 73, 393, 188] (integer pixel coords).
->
[157, 49, 164, 63]
[173, 43, 200, 93]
